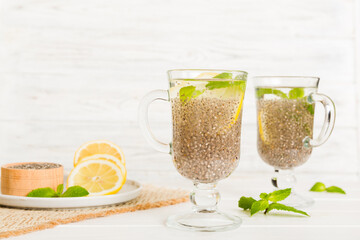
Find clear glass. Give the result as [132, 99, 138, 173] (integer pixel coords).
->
[253, 76, 336, 207]
[139, 69, 247, 231]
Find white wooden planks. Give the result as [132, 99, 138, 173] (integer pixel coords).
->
[0, 0, 358, 174]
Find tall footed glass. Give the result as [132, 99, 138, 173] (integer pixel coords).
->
[254, 76, 336, 207]
[139, 69, 247, 231]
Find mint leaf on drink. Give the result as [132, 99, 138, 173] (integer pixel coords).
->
[325, 186, 346, 194]
[238, 196, 256, 210]
[205, 81, 231, 90]
[214, 72, 233, 79]
[250, 200, 269, 216]
[267, 188, 291, 202]
[27, 187, 58, 198]
[309, 182, 345, 194]
[310, 182, 326, 192]
[61, 186, 89, 197]
[256, 88, 288, 99]
[266, 203, 309, 216]
[179, 86, 204, 103]
[238, 188, 309, 217]
[57, 184, 64, 195]
[288, 88, 305, 99]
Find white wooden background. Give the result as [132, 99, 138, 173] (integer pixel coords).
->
[0, 0, 359, 178]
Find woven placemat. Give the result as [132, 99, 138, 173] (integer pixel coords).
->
[0, 185, 189, 239]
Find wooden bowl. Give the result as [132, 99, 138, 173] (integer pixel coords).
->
[1, 162, 63, 196]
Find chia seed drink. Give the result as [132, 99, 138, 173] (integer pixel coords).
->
[170, 79, 246, 183]
[256, 87, 315, 169]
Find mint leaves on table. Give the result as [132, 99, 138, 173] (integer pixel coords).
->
[238, 188, 309, 217]
[179, 72, 246, 103]
[310, 182, 346, 194]
[27, 184, 89, 198]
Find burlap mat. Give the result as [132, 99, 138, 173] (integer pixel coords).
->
[0, 185, 189, 239]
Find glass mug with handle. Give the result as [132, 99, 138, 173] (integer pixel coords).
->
[254, 76, 336, 207]
[139, 69, 247, 231]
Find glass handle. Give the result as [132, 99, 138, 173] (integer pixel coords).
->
[304, 92, 336, 148]
[138, 89, 171, 154]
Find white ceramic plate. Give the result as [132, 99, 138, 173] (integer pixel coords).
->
[0, 179, 142, 209]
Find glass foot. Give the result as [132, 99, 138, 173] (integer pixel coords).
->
[166, 210, 242, 232]
[279, 191, 314, 208]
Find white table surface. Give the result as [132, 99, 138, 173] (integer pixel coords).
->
[9, 172, 360, 240]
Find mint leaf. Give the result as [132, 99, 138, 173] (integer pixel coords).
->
[238, 196, 256, 210]
[267, 203, 309, 216]
[214, 72, 233, 79]
[61, 186, 89, 197]
[305, 103, 315, 115]
[310, 182, 326, 192]
[288, 88, 305, 99]
[326, 186, 346, 194]
[27, 187, 58, 198]
[268, 188, 291, 202]
[256, 88, 288, 99]
[250, 200, 269, 216]
[233, 80, 246, 92]
[259, 193, 269, 200]
[179, 86, 203, 102]
[57, 184, 64, 195]
[205, 81, 231, 90]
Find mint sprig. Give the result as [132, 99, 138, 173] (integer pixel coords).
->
[179, 72, 246, 103]
[238, 188, 309, 217]
[310, 182, 346, 194]
[179, 86, 204, 103]
[27, 184, 89, 198]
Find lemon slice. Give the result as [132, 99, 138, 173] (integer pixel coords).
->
[80, 154, 127, 184]
[258, 110, 270, 144]
[196, 72, 218, 79]
[67, 159, 125, 196]
[74, 140, 125, 166]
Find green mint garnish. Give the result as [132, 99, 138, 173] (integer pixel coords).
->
[27, 187, 58, 198]
[310, 182, 326, 192]
[179, 72, 246, 103]
[238, 188, 309, 217]
[57, 184, 64, 195]
[27, 184, 89, 198]
[250, 199, 269, 216]
[256, 88, 288, 99]
[310, 182, 346, 194]
[309, 182, 345, 194]
[267, 188, 291, 202]
[266, 203, 309, 216]
[179, 86, 204, 102]
[214, 72, 233, 79]
[288, 88, 305, 99]
[325, 186, 346, 194]
[238, 196, 256, 210]
[61, 186, 89, 197]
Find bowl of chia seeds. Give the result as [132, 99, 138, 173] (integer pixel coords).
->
[1, 162, 64, 196]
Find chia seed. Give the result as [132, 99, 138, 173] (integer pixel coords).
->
[257, 98, 314, 169]
[171, 97, 243, 183]
[8, 163, 62, 170]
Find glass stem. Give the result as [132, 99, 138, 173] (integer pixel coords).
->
[190, 183, 220, 213]
[271, 168, 296, 189]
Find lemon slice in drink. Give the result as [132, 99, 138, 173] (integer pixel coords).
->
[74, 140, 125, 166]
[67, 159, 125, 196]
[258, 110, 270, 144]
